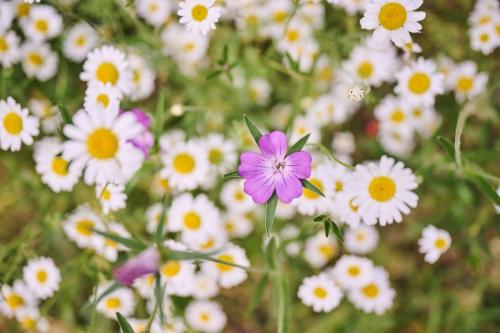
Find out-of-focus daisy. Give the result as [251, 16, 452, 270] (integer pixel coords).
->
[395, 39, 422, 59]
[334, 190, 364, 228]
[264, 0, 293, 38]
[0, 31, 20, 68]
[13, 0, 31, 20]
[292, 164, 331, 216]
[0, 280, 38, 318]
[62, 205, 104, 249]
[418, 225, 451, 264]
[306, 94, 351, 127]
[184, 229, 228, 253]
[220, 179, 255, 213]
[248, 77, 272, 105]
[21, 41, 58, 81]
[15, 308, 49, 333]
[297, 273, 343, 313]
[0, 3, 15, 33]
[80, 45, 132, 96]
[161, 24, 209, 64]
[470, 24, 498, 55]
[96, 182, 127, 214]
[374, 95, 413, 134]
[83, 81, 121, 119]
[178, 0, 222, 35]
[95, 222, 131, 262]
[62, 109, 144, 185]
[28, 97, 61, 133]
[202, 133, 237, 175]
[63, 22, 99, 63]
[331, 255, 374, 289]
[185, 300, 227, 333]
[202, 244, 249, 288]
[128, 53, 156, 101]
[349, 155, 418, 226]
[20, 5, 62, 42]
[395, 57, 445, 105]
[360, 0, 426, 45]
[23, 257, 61, 300]
[0, 97, 39, 152]
[160, 255, 196, 296]
[34, 137, 80, 192]
[344, 225, 379, 254]
[332, 131, 356, 156]
[304, 232, 338, 268]
[191, 272, 220, 300]
[447, 60, 488, 102]
[136, 0, 172, 27]
[133, 273, 156, 299]
[161, 140, 209, 191]
[222, 212, 254, 239]
[96, 283, 136, 319]
[348, 267, 395, 315]
[146, 203, 169, 235]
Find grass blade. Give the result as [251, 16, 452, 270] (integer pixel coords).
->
[223, 170, 241, 179]
[265, 193, 278, 237]
[244, 114, 263, 145]
[155, 196, 168, 247]
[436, 136, 455, 160]
[286, 134, 310, 157]
[327, 218, 344, 243]
[84, 282, 121, 311]
[93, 229, 146, 251]
[154, 92, 165, 148]
[116, 312, 135, 333]
[301, 179, 325, 197]
[470, 175, 500, 205]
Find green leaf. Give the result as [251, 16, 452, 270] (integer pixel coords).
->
[286, 134, 310, 157]
[116, 312, 135, 333]
[470, 175, 500, 205]
[58, 104, 71, 124]
[246, 273, 269, 316]
[327, 218, 344, 243]
[223, 170, 241, 179]
[154, 92, 165, 147]
[93, 229, 146, 251]
[324, 220, 330, 237]
[313, 215, 327, 222]
[265, 194, 278, 237]
[167, 250, 249, 270]
[84, 282, 121, 311]
[154, 274, 166, 325]
[276, 274, 290, 333]
[301, 179, 325, 197]
[155, 196, 168, 247]
[436, 136, 455, 160]
[244, 114, 263, 145]
[206, 69, 223, 80]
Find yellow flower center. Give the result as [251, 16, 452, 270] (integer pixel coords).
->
[362, 283, 379, 298]
[234, 190, 245, 201]
[75, 219, 94, 236]
[349, 198, 359, 212]
[3, 112, 23, 135]
[457, 77, 473, 92]
[86, 128, 119, 159]
[434, 238, 446, 249]
[287, 30, 300, 42]
[191, 4, 208, 22]
[368, 176, 396, 202]
[225, 222, 235, 232]
[478, 15, 491, 25]
[200, 312, 211, 322]
[319, 244, 334, 259]
[21, 318, 36, 330]
[52, 157, 69, 176]
[6, 294, 24, 308]
[96, 62, 119, 85]
[173, 153, 195, 174]
[29, 53, 44, 66]
[357, 62, 374, 79]
[355, 232, 365, 241]
[412, 108, 422, 118]
[348, 266, 360, 276]
[479, 33, 489, 42]
[319, 67, 334, 82]
[35, 19, 48, 33]
[37, 270, 48, 283]
[133, 70, 141, 83]
[97, 94, 110, 107]
[183, 211, 201, 230]
[184, 42, 195, 51]
[202, 238, 215, 250]
[0, 37, 8, 52]
[273, 11, 287, 23]
[208, 148, 223, 165]
[303, 178, 324, 200]
[101, 189, 111, 201]
[378, 2, 407, 30]
[216, 254, 234, 272]
[391, 109, 405, 123]
[105, 297, 121, 309]
[313, 286, 327, 299]
[149, 2, 159, 12]
[75, 36, 86, 46]
[408, 72, 431, 94]
[105, 238, 118, 248]
[159, 178, 170, 191]
[335, 181, 344, 192]
[17, 3, 30, 17]
[161, 261, 181, 277]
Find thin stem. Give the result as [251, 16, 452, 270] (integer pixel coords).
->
[454, 109, 469, 170]
[310, 144, 355, 171]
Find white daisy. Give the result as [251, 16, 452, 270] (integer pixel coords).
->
[80, 45, 132, 96]
[0, 280, 38, 318]
[263, 0, 293, 38]
[136, 0, 173, 27]
[96, 283, 136, 319]
[470, 24, 498, 55]
[83, 81, 121, 117]
[183, 229, 228, 253]
[360, 0, 426, 46]
[332, 131, 356, 156]
[349, 155, 419, 226]
[20, 4, 62, 42]
[21, 41, 58, 81]
[0, 97, 39, 152]
[374, 95, 413, 134]
[395, 57, 445, 105]
[330, 255, 374, 290]
[34, 137, 80, 193]
[378, 127, 416, 158]
[306, 94, 351, 127]
[344, 225, 379, 255]
[13, 0, 32, 20]
[0, 30, 21, 68]
[293, 164, 332, 216]
[297, 273, 343, 313]
[62, 205, 105, 249]
[96, 182, 127, 214]
[161, 140, 209, 191]
[15, 308, 49, 333]
[222, 212, 254, 239]
[160, 250, 196, 296]
[418, 225, 451, 264]
[28, 97, 61, 133]
[0, 3, 15, 33]
[178, 0, 222, 35]
[62, 22, 100, 63]
[95, 222, 131, 262]
[348, 266, 395, 315]
[447, 60, 488, 102]
[201, 244, 250, 288]
[62, 109, 144, 185]
[334, 191, 364, 228]
[185, 301, 227, 333]
[304, 232, 339, 268]
[128, 53, 156, 101]
[23, 257, 61, 300]
[248, 77, 272, 105]
[191, 272, 220, 300]
[161, 24, 209, 63]
[333, 0, 369, 15]
[202, 133, 237, 175]
[220, 179, 256, 213]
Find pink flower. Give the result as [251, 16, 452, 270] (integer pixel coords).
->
[119, 108, 154, 157]
[238, 131, 312, 204]
[113, 247, 160, 286]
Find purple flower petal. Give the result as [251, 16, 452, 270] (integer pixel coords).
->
[286, 151, 312, 179]
[276, 174, 303, 203]
[238, 151, 267, 179]
[243, 175, 275, 204]
[113, 247, 160, 286]
[258, 131, 288, 158]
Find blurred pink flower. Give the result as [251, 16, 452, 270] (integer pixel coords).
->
[120, 108, 154, 157]
[113, 247, 160, 286]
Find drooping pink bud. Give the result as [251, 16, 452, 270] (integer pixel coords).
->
[113, 247, 160, 286]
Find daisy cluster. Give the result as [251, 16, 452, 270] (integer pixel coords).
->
[0, 257, 60, 332]
[468, 0, 500, 55]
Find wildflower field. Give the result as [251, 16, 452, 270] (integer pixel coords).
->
[0, 0, 499, 332]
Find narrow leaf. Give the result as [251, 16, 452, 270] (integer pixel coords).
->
[85, 282, 121, 311]
[470, 175, 500, 205]
[313, 215, 326, 222]
[93, 229, 146, 251]
[154, 274, 166, 324]
[324, 220, 330, 237]
[327, 218, 344, 243]
[206, 69, 223, 80]
[286, 134, 310, 157]
[436, 136, 455, 160]
[244, 115, 263, 145]
[246, 274, 269, 316]
[222, 44, 229, 63]
[116, 312, 135, 333]
[155, 196, 168, 247]
[154, 92, 165, 146]
[223, 170, 241, 179]
[301, 179, 325, 197]
[265, 194, 278, 236]
[167, 250, 249, 270]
